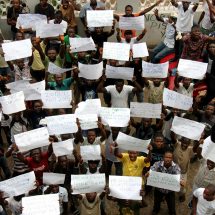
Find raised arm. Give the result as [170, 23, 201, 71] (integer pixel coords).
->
[74, 119, 84, 144]
[139, 0, 163, 16]
[154, 9, 164, 22]
[6, 60, 14, 71]
[170, 0, 178, 8]
[142, 77, 149, 87]
[96, 75, 108, 93]
[198, 11, 205, 25]
[136, 29, 147, 41]
[114, 142, 123, 158]
[107, 20, 116, 37]
[114, 14, 120, 22]
[59, 37, 66, 59]
[116, 28, 121, 42]
[33, 41, 45, 61]
[174, 73, 180, 89]
[98, 117, 107, 142]
[192, 2, 199, 12]
[132, 76, 143, 93]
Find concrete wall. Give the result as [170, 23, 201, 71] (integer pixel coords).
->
[0, 0, 202, 46]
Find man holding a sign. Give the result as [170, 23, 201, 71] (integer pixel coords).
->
[147, 150, 182, 215]
[97, 75, 143, 108]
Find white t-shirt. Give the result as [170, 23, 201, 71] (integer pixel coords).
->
[49, 20, 68, 33]
[193, 188, 215, 215]
[202, 2, 215, 30]
[176, 83, 194, 97]
[121, 37, 138, 48]
[176, 2, 194, 33]
[163, 18, 176, 48]
[43, 186, 68, 214]
[105, 85, 134, 108]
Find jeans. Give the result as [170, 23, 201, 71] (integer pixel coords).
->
[0, 156, 11, 179]
[106, 159, 122, 176]
[153, 189, 176, 215]
[151, 42, 174, 63]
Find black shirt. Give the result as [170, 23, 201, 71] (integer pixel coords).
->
[7, 6, 23, 33]
[34, 3, 55, 20]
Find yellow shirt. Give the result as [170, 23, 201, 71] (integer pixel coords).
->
[118, 153, 150, 177]
[31, 42, 46, 71]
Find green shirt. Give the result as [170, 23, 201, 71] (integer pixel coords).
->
[48, 77, 74, 90]
[64, 34, 80, 63]
[44, 55, 64, 81]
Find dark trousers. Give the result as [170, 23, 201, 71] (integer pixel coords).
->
[106, 159, 122, 177]
[174, 38, 183, 60]
[153, 189, 176, 215]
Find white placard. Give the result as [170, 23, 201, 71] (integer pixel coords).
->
[70, 37, 96, 53]
[41, 90, 72, 109]
[80, 145, 101, 161]
[16, 14, 47, 30]
[119, 15, 145, 30]
[103, 42, 130, 61]
[6, 80, 30, 90]
[2, 39, 32, 61]
[14, 127, 50, 152]
[8, 81, 45, 101]
[75, 99, 101, 115]
[142, 61, 169, 78]
[109, 176, 142, 200]
[116, 132, 150, 153]
[77, 114, 98, 130]
[43, 173, 65, 185]
[0, 91, 26, 114]
[0, 171, 35, 197]
[177, 59, 207, 80]
[71, 174, 105, 194]
[36, 23, 64, 38]
[132, 43, 149, 58]
[24, 81, 46, 101]
[53, 139, 74, 157]
[48, 62, 72, 74]
[163, 88, 193, 110]
[130, 102, 162, 119]
[147, 170, 181, 192]
[46, 114, 78, 135]
[87, 10, 113, 27]
[22, 194, 60, 215]
[202, 136, 215, 162]
[184, 0, 199, 2]
[105, 65, 134, 81]
[171, 116, 205, 141]
[78, 62, 103, 80]
[99, 107, 130, 127]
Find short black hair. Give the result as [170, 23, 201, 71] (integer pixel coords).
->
[124, 30, 133, 35]
[125, 5, 133, 10]
[191, 24, 200, 31]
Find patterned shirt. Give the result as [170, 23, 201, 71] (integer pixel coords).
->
[181, 34, 208, 61]
[151, 160, 181, 193]
[13, 62, 32, 81]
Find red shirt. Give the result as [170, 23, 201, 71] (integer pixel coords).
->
[26, 152, 49, 185]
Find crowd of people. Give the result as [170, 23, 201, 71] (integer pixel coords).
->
[0, 0, 215, 214]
